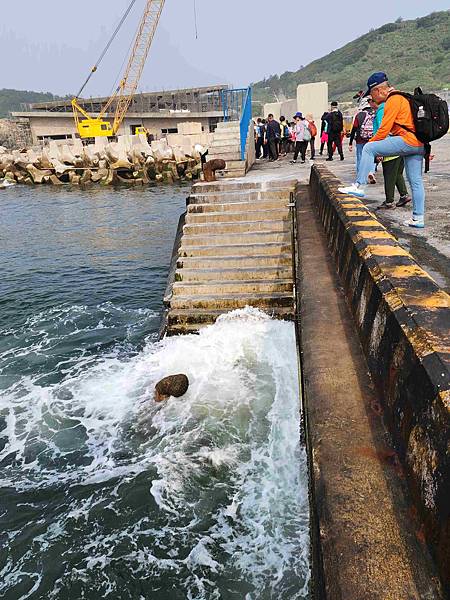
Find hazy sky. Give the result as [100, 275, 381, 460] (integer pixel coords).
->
[2, 0, 449, 96]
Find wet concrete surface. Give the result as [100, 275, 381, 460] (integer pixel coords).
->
[250, 135, 450, 292]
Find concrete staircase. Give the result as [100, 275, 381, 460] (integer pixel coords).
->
[208, 121, 247, 179]
[164, 179, 297, 335]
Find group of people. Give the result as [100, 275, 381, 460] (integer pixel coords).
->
[254, 113, 318, 163]
[254, 70, 434, 229]
[254, 101, 348, 164]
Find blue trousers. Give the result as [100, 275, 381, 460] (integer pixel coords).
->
[356, 143, 365, 172]
[356, 137, 425, 216]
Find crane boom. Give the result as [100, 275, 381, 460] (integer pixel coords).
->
[112, 0, 165, 135]
[72, 0, 166, 139]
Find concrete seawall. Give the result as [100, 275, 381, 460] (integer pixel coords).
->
[309, 164, 450, 595]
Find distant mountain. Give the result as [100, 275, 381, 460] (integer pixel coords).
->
[0, 89, 66, 118]
[252, 11, 450, 105]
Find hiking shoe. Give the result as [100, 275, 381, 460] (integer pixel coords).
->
[403, 217, 424, 229]
[376, 201, 395, 210]
[338, 184, 366, 198]
[396, 195, 412, 207]
[368, 173, 377, 184]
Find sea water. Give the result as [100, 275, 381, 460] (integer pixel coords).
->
[0, 185, 310, 598]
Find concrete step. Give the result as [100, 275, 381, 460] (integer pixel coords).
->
[172, 279, 293, 296]
[188, 190, 292, 204]
[170, 291, 294, 310]
[168, 306, 295, 327]
[219, 160, 247, 170]
[211, 132, 241, 143]
[176, 254, 293, 270]
[183, 220, 289, 236]
[216, 121, 240, 130]
[210, 141, 241, 152]
[175, 266, 292, 282]
[208, 152, 243, 162]
[185, 208, 289, 224]
[179, 241, 292, 258]
[192, 180, 297, 193]
[216, 169, 247, 179]
[181, 230, 291, 247]
[188, 199, 291, 212]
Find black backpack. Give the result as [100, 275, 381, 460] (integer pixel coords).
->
[390, 88, 449, 172]
[329, 111, 343, 134]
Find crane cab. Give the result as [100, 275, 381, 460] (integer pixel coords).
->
[136, 126, 147, 136]
[77, 119, 113, 139]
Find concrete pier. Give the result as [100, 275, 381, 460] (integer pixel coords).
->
[160, 147, 449, 596]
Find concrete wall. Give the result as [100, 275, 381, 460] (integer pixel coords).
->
[310, 164, 450, 595]
[263, 99, 298, 121]
[297, 82, 329, 125]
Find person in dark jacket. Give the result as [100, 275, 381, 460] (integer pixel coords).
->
[265, 114, 281, 161]
[319, 112, 329, 155]
[255, 118, 264, 159]
[261, 119, 269, 158]
[326, 101, 344, 161]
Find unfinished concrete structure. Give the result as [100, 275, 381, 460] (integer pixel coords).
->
[11, 85, 228, 144]
[297, 81, 329, 125]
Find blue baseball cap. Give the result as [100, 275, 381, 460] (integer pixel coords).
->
[364, 72, 388, 96]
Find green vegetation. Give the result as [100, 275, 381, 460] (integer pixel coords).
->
[253, 10, 450, 105]
[0, 89, 65, 118]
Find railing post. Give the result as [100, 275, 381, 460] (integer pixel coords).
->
[239, 86, 253, 160]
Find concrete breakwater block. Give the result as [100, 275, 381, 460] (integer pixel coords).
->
[310, 163, 450, 594]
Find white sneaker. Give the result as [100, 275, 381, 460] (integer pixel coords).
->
[403, 217, 424, 229]
[338, 184, 366, 198]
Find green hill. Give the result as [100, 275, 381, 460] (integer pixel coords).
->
[253, 11, 450, 105]
[0, 89, 65, 118]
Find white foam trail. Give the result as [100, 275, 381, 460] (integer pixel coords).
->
[0, 307, 310, 598]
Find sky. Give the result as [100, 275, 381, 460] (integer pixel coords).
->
[1, 0, 449, 96]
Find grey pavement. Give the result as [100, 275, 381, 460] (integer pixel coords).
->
[249, 136, 450, 291]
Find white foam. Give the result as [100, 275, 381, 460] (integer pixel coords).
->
[0, 307, 310, 598]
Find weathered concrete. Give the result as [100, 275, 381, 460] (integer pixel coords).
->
[310, 164, 450, 595]
[297, 183, 444, 600]
[317, 134, 450, 291]
[297, 82, 329, 126]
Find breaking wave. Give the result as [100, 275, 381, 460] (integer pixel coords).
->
[0, 306, 310, 599]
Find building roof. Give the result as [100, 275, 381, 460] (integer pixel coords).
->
[23, 85, 230, 114]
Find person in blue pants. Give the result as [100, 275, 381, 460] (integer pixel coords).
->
[339, 72, 426, 229]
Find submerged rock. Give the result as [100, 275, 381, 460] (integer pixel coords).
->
[154, 374, 189, 402]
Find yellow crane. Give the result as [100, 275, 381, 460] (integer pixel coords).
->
[72, 0, 166, 138]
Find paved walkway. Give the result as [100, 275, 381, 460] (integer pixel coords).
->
[250, 135, 450, 291]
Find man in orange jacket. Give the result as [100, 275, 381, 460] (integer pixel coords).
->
[339, 72, 425, 228]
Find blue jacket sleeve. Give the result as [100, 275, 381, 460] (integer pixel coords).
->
[373, 104, 385, 135]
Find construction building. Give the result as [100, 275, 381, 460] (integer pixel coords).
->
[11, 85, 228, 144]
